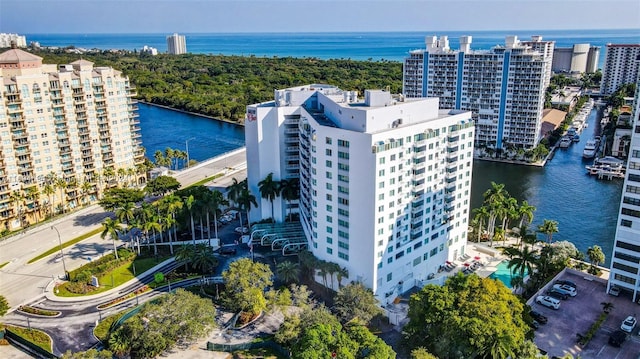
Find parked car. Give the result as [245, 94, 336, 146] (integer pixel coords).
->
[217, 246, 237, 255]
[609, 285, 621, 297]
[609, 330, 627, 347]
[555, 279, 577, 289]
[621, 315, 637, 333]
[547, 289, 569, 300]
[235, 226, 249, 234]
[530, 311, 548, 324]
[529, 320, 540, 330]
[536, 295, 560, 310]
[552, 284, 577, 297]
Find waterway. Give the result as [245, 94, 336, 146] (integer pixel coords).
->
[139, 103, 623, 265]
[470, 107, 623, 264]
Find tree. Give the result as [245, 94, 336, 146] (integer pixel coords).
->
[334, 282, 384, 325]
[175, 245, 194, 271]
[226, 177, 244, 206]
[411, 348, 439, 359]
[276, 260, 300, 284]
[601, 301, 614, 314]
[42, 183, 56, 219]
[506, 245, 538, 278]
[280, 178, 300, 222]
[258, 172, 280, 220]
[518, 200, 536, 228]
[208, 190, 228, 240]
[55, 177, 67, 214]
[98, 188, 145, 212]
[0, 294, 9, 316]
[587, 245, 605, 270]
[538, 219, 559, 243]
[236, 188, 258, 229]
[191, 244, 218, 273]
[184, 194, 197, 246]
[222, 258, 273, 315]
[101, 217, 122, 260]
[145, 175, 181, 196]
[61, 349, 114, 359]
[403, 273, 528, 359]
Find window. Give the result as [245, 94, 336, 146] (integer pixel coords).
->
[327, 248, 333, 254]
[387, 273, 393, 282]
[338, 151, 349, 159]
[326, 149, 332, 156]
[338, 252, 349, 260]
[326, 171, 333, 179]
[326, 160, 332, 167]
[326, 137, 332, 145]
[379, 157, 385, 165]
[338, 139, 349, 147]
[621, 219, 632, 227]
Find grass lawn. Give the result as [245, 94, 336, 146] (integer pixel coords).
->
[94, 311, 128, 342]
[184, 173, 224, 189]
[55, 255, 170, 297]
[28, 227, 103, 264]
[3, 324, 53, 353]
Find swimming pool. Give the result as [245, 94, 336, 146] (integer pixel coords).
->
[488, 260, 528, 289]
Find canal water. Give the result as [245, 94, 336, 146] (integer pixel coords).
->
[139, 103, 622, 264]
[471, 107, 623, 264]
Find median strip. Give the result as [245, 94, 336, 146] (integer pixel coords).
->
[28, 228, 103, 264]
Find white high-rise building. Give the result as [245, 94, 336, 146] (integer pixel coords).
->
[608, 65, 640, 301]
[600, 44, 640, 96]
[0, 48, 145, 231]
[245, 84, 474, 302]
[166, 33, 187, 55]
[404, 35, 551, 151]
[552, 44, 600, 74]
[0, 33, 27, 48]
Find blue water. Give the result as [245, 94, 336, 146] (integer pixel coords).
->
[137, 103, 245, 165]
[489, 260, 529, 289]
[25, 29, 640, 65]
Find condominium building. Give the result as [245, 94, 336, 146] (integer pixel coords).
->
[0, 48, 145, 231]
[600, 44, 640, 96]
[246, 84, 474, 302]
[166, 33, 187, 55]
[403, 35, 551, 151]
[552, 44, 600, 74]
[0, 33, 27, 48]
[608, 67, 640, 301]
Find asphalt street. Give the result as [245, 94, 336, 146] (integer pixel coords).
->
[0, 147, 247, 308]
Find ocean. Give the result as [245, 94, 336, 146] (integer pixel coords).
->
[25, 29, 640, 65]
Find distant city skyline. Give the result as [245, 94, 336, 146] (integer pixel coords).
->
[1, 0, 639, 34]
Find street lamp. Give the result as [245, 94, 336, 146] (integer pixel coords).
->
[185, 137, 196, 169]
[51, 225, 67, 278]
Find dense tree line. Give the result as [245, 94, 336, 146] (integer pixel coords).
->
[32, 50, 403, 122]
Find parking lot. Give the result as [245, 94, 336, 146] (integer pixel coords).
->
[530, 269, 640, 358]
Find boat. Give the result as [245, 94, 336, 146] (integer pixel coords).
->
[582, 139, 598, 158]
[558, 136, 572, 148]
[573, 134, 580, 142]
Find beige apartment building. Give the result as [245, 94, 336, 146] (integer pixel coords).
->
[0, 47, 145, 231]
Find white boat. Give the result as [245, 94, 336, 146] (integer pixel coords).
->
[582, 139, 598, 158]
[559, 137, 572, 148]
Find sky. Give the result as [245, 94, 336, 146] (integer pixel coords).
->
[1, 0, 639, 34]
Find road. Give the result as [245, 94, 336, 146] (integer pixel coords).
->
[0, 147, 247, 308]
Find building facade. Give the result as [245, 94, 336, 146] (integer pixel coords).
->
[0, 48, 145, 231]
[246, 84, 474, 303]
[552, 44, 600, 75]
[600, 44, 640, 96]
[166, 33, 187, 55]
[0, 33, 27, 48]
[403, 35, 551, 151]
[608, 64, 640, 301]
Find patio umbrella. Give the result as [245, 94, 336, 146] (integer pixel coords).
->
[474, 256, 481, 260]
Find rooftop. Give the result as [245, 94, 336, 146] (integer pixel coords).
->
[0, 48, 42, 63]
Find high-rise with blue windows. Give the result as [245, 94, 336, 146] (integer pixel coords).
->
[403, 35, 552, 152]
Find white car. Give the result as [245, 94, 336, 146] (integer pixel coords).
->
[621, 316, 637, 333]
[609, 286, 621, 297]
[552, 284, 577, 297]
[536, 295, 560, 310]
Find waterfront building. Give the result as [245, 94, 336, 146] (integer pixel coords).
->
[0, 33, 27, 48]
[166, 33, 187, 55]
[608, 64, 640, 301]
[600, 44, 640, 96]
[141, 45, 158, 56]
[245, 84, 474, 303]
[0, 47, 144, 231]
[403, 35, 551, 152]
[552, 44, 600, 75]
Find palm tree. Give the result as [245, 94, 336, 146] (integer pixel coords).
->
[80, 181, 93, 205]
[55, 177, 67, 214]
[483, 182, 508, 239]
[108, 329, 130, 358]
[126, 167, 136, 188]
[280, 178, 300, 222]
[227, 177, 245, 207]
[209, 190, 228, 240]
[236, 188, 258, 230]
[507, 245, 538, 278]
[183, 194, 198, 246]
[515, 224, 536, 249]
[276, 260, 300, 284]
[336, 266, 348, 289]
[601, 301, 614, 314]
[258, 172, 280, 220]
[144, 212, 162, 256]
[317, 262, 329, 289]
[42, 184, 55, 219]
[101, 217, 121, 260]
[518, 200, 536, 228]
[9, 190, 24, 227]
[191, 245, 217, 273]
[154, 150, 166, 167]
[472, 206, 490, 242]
[538, 219, 559, 244]
[587, 245, 605, 269]
[24, 186, 41, 224]
[326, 262, 340, 290]
[175, 245, 194, 271]
[165, 147, 176, 170]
